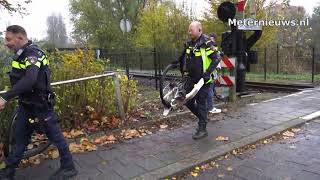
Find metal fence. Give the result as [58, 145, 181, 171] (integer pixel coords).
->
[100, 49, 180, 89]
[100, 46, 319, 86]
[248, 45, 319, 83]
[0, 73, 126, 138]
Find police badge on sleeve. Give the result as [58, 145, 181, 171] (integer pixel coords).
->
[28, 56, 38, 64]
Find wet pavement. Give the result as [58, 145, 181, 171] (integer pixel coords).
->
[13, 88, 320, 180]
[185, 119, 320, 180]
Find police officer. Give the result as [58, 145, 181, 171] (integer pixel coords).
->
[178, 22, 220, 140]
[0, 25, 77, 179]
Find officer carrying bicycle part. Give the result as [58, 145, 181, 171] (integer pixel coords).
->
[0, 25, 77, 180]
[178, 21, 220, 140]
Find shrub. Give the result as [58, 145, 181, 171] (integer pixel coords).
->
[0, 49, 138, 138]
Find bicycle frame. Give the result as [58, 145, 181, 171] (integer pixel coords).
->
[170, 78, 204, 108]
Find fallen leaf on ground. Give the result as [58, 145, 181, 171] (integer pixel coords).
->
[218, 173, 224, 178]
[87, 126, 98, 132]
[210, 161, 216, 166]
[121, 129, 140, 139]
[216, 136, 229, 141]
[94, 134, 117, 145]
[80, 138, 90, 146]
[291, 128, 301, 133]
[86, 106, 95, 112]
[160, 124, 168, 129]
[106, 134, 116, 141]
[289, 145, 296, 149]
[21, 159, 29, 166]
[83, 143, 97, 152]
[69, 143, 84, 153]
[191, 172, 198, 177]
[70, 138, 98, 152]
[27, 144, 34, 150]
[282, 131, 295, 137]
[227, 166, 233, 171]
[232, 150, 238, 155]
[63, 132, 72, 138]
[93, 137, 103, 144]
[201, 164, 211, 170]
[28, 154, 43, 165]
[48, 149, 59, 159]
[70, 129, 85, 138]
[101, 161, 107, 165]
[92, 120, 100, 125]
[105, 116, 120, 129]
[217, 156, 224, 161]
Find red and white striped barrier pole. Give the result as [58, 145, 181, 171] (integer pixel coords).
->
[237, 0, 246, 20]
[216, 56, 237, 102]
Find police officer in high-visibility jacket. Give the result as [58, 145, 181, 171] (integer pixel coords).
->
[0, 25, 77, 180]
[178, 21, 220, 140]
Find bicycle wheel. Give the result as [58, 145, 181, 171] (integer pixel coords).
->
[4, 110, 52, 159]
[159, 63, 183, 108]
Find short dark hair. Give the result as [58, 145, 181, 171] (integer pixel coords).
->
[6, 25, 27, 37]
[209, 33, 217, 40]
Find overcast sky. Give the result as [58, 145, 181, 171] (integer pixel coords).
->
[0, 0, 319, 40]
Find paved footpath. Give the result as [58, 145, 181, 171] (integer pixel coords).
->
[186, 119, 320, 180]
[14, 88, 320, 180]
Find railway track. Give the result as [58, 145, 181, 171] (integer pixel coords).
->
[245, 81, 314, 92]
[109, 71, 315, 92]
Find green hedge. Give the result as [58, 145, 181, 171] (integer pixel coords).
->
[0, 49, 138, 139]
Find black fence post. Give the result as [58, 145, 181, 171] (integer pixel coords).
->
[153, 48, 158, 90]
[139, 52, 143, 71]
[264, 47, 267, 81]
[157, 52, 161, 77]
[312, 47, 315, 83]
[276, 44, 279, 74]
[125, 53, 129, 77]
[122, 54, 125, 72]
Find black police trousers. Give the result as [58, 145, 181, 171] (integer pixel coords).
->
[185, 80, 210, 130]
[5, 103, 74, 169]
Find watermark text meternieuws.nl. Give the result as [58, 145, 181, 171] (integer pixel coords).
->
[229, 18, 310, 27]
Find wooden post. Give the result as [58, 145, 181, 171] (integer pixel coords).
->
[264, 47, 267, 81]
[229, 57, 237, 102]
[113, 73, 126, 125]
[276, 44, 279, 74]
[312, 47, 315, 83]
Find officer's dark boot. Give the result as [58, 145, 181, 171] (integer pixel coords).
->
[192, 125, 208, 140]
[49, 165, 78, 180]
[0, 166, 15, 180]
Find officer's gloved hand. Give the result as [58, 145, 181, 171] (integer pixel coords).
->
[202, 72, 211, 83]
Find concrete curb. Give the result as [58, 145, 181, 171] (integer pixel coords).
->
[133, 111, 320, 180]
